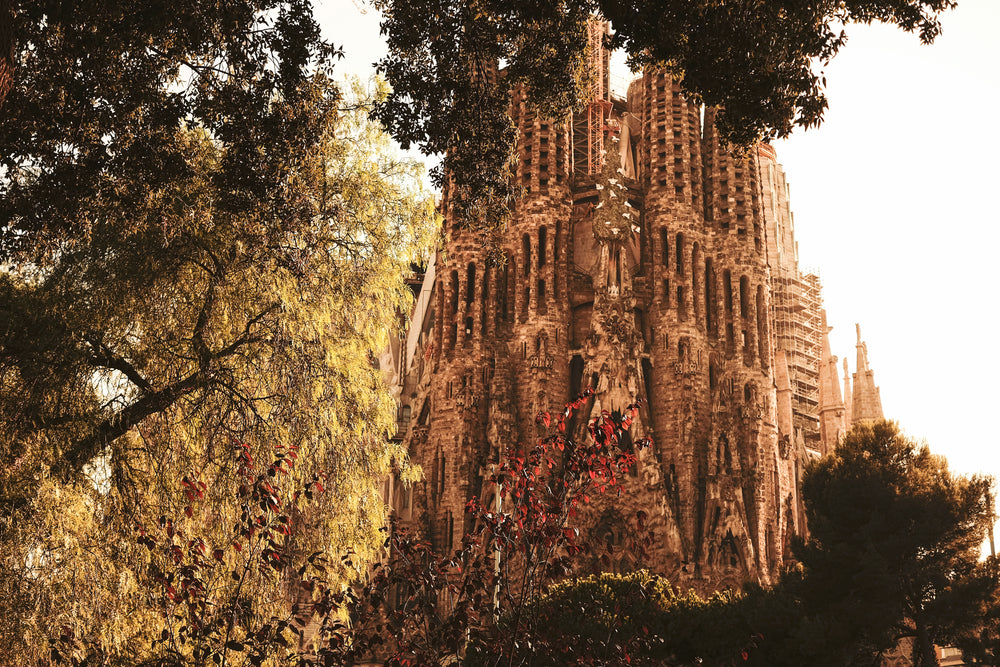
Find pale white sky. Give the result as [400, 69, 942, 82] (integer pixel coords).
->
[317, 0, 1000, 485]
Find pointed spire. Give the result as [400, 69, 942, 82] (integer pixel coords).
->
[842, 357, 853, 427]
[817, 311, 846, 454]
[851, 324, 884, 424]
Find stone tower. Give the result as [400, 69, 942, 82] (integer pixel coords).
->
[392, 32, 827, 593]
[849, 324, 885, 425]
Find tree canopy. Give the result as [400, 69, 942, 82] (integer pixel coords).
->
[0, 2, 437, 660]
[797, 420, 997, 666]
[373, 0, 956, 243]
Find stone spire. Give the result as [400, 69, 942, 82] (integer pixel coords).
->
[851, 324, 884, 424]
[816, 311, 846, 454]
[842, 357, 852, 427]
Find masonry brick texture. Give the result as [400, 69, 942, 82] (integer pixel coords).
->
[391, 65, 869, 593]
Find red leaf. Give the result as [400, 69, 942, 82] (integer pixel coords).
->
[233, 541, 243, 553]
[184, 506, 193, 518]
[213, 549, 224, 562]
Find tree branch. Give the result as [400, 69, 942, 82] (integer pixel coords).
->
[54, 370, 206, 481]
[85, 337, 153, 393]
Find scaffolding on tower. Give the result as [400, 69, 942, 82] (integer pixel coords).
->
[574, 19, 614, 175]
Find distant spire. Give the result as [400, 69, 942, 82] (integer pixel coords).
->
[851, 324, 884, 424]
[842, 357, 853, 427]
[817, 311, 845, 454]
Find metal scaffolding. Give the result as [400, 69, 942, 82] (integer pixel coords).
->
[771, 270, 823, 444]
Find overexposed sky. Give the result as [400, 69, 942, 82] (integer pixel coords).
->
[318, 0, 1000, 483]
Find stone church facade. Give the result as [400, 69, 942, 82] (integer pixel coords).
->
[383, 25, 884, 594]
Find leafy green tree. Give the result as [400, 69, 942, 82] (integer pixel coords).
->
[0, 51, 436, 666]
[373, 0, 956, 242]
[797, 420, 997, 666]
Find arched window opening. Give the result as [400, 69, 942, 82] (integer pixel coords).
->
[676, 285, 686, 321]
[724, 270, 733, 314]
[705, 258, 715, 336]
[537, 279, 547, 314]
[466, 262, 476, 305]
[675, 232, 684, 275]
[481, 267, 490, 334]
[538, 226, 548, 267]
[739, 276, 750, 319]
[520, 284, 530, 322]
[660, 227, 670, 268]
[662, 278, 670, 306]
[449, 270, 460, 317]
[522, 234, 531, 275]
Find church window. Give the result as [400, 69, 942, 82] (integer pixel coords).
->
[449, 270, 459, 318]
[675, 233, 684, 274]
[466, 262, 476, 305]
[538, 226, 548, 267]
[724, 270, 733, 314]
[659, 227, 669, 268]
[522, 234, 531, 274]
[480, 267, 490, 334]
[537, 279, 547, 314]
[705, 258, 715, 336]
[739, 276, 749, 319]
[676, 286, 686, 321]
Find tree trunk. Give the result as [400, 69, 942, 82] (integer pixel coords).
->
[912, 617, 939, 667]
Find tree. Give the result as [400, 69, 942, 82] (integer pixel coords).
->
[317, 394, 656, 665]
[1, 1, 342, 260]
[372, 0, 956, 244]
[0, 62, 437, 663]
[797, 420, 998, 666]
